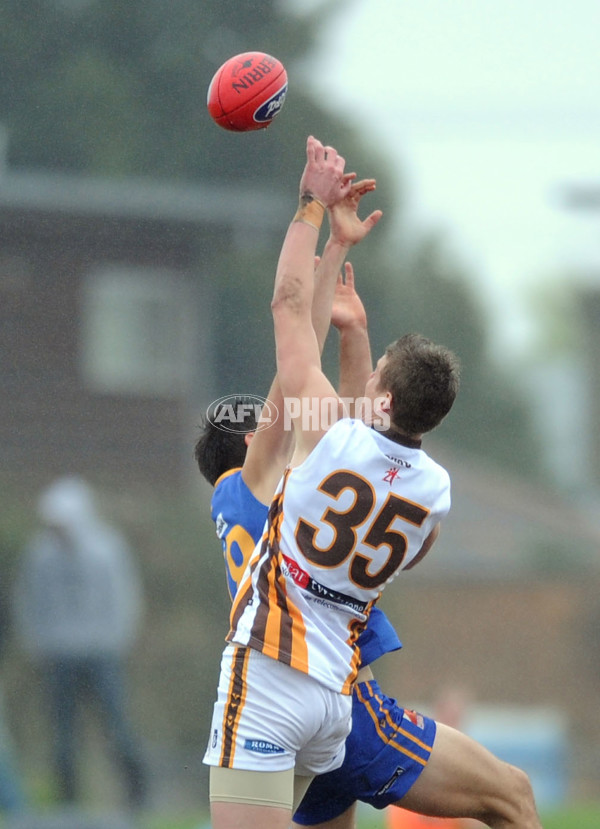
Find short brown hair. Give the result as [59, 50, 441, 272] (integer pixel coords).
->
[380, 333, 460, 435]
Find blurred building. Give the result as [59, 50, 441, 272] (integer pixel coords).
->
[577, 283, 600, 485]
[0, 165, 286, 491]
[376, 446, 600, 803]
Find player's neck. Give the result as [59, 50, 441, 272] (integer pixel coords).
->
[373, 425, 422, 449]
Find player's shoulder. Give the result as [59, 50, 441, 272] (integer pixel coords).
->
[322, 417, 369, 444]
[212, 467, 244, 510]
[419, 447, 451, 486]
[212, 466, 269, 517]
[304, 417, 366, 464]
[213, 467, 243, 490]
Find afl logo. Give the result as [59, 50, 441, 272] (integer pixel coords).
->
[207, 394, 280, 434]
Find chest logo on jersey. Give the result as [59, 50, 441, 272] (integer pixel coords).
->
[244, 739, 285, 754]
[281, 553, 368, 614]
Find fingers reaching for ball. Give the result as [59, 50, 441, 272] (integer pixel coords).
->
[301, 136, 354, 208]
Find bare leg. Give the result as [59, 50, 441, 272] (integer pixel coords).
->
[397, 723, 542, 828]
[291, 802, 357, 829]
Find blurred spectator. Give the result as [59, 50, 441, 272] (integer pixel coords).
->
[0, 583, 26, 814]
[12, 477, 147, 810]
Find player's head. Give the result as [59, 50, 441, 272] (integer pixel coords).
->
[365, 333, 460, 436]
[194, 397, 257, 486]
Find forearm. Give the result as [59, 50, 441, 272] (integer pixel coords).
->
[272, 200, 325, 399]
[312, 236, 350, 352]
[272, 135, 351, 403]
[272, 215, 321, 316]
[338, 324, 373, 409]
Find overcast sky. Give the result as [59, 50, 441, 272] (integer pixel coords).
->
[298, 0, 600, 358]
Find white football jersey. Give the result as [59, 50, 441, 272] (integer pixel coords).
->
[228, 418, 450, 693]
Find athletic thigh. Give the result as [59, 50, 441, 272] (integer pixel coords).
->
[398, 722, 518, 819]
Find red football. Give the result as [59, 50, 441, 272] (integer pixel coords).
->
[207, 51, 288, 132]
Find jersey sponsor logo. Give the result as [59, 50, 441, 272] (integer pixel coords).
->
[375, 765, 406, 796]
[244, 738, 285, 754]
[281, 553, 368, 614]
[212, 729, 218, 749]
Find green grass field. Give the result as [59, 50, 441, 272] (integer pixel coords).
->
[354, 804, 600, 828]
[355, 804, 600, 828]
[147, 802, 600, 828]
[535, 803, 600, 829]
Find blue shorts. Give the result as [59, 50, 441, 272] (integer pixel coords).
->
[293, 679, 437, 825]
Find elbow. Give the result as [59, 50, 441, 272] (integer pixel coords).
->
[271, 295, 291, 337]
[272, 273, 306, 317]
[271, 293, 286, 318]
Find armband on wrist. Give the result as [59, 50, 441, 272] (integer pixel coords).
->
[293, 193, 326, 231]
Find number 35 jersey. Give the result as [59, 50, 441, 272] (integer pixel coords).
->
[228, 418, 450, 694]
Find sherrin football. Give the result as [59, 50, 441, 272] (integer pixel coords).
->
[207, 51, 288, 132]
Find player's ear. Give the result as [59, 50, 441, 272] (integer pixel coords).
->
[244, 432, 255, 447]
[379, 391, 393, 414]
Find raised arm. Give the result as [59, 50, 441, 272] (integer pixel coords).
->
[271, 137, 352, 426]
[311, 179, 383, 352]
[331, 261, 373, 414]
[243, 153, 382, 498]
[239, 374, 291, 504]
[272, 140, 383, 463]
[243, 138, 352, 494]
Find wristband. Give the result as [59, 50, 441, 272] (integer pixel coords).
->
[293, 193, 326, 232]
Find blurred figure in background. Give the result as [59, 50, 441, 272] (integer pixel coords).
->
[0, 581, 26, 815]
[13, 476, 147, 810]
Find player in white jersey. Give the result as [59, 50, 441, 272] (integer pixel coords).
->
[206, 136, 543, 829]
[230, 415, 450, 693]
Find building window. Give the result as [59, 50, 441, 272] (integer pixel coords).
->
[81, 265, 196, 396]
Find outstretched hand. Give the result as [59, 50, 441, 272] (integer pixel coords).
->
[328, 179, 383, 248]
[331, 262, 368, 331]
[299, 135, 355, 208]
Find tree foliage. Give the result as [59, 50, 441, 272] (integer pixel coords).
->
[0, 0, 543, 479]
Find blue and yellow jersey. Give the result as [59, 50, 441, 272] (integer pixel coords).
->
[211, 466, 402, 666]
[211, 468, 269, 601]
